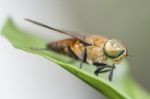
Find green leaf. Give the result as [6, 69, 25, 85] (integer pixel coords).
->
[1, 18, 150, 99]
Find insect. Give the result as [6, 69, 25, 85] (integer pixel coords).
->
[25, 19, 128, 81]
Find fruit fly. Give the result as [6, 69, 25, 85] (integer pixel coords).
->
[25, 19, 128, 81]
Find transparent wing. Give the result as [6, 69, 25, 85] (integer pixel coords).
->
[25, 19, 91, 46]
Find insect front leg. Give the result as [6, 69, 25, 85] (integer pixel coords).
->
[108, 64, 115, 81]
[93, 63, 116, 81]
[93, 63, 111, 76]
[94, 66, 106, 76]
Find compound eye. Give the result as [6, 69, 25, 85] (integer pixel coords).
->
[104, 39, 125, 58]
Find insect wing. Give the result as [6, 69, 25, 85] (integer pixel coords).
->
[25, 19, 90, 46]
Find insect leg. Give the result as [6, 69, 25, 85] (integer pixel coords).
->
[98, 69, 111, 73]
[67, 46, 79, 59]
[108, 64, 115, 81]
[94, 63, 111, 72]
[79, 47, 87, 69]
[94, 66, 105, 76]
[94, 65, 112, 76]
[94, 63, 116, 81]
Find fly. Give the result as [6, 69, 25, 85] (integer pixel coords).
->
[25, 19, 128, 81]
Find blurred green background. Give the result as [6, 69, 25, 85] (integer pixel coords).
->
[0, 0, 150, 97]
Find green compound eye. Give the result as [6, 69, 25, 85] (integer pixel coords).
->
[104, 39, 126, 58]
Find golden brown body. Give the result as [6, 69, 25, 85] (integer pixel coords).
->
[48, 36, 108, 65]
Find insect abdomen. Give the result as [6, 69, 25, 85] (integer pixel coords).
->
[47, 38, 80, 58]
